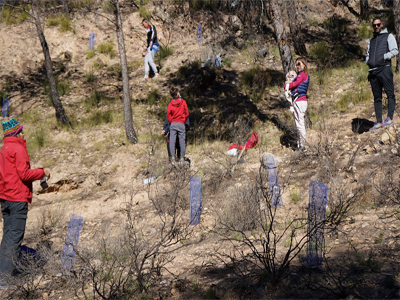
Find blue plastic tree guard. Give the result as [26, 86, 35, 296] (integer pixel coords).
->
[306, 181, 328, 268]
[189, 177, 202, 225]
[61, 214, 83, 273]
[89, 33, 95, 50]
[197, 25, 201, 43]
[263, 155, 283, 206]
[2, 98, 9, 118]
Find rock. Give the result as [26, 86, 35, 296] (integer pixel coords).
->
[381, 131, 395, 144]
[97, 53, 110, 66]
[363, 145, 374, 154]
[347, 102, 354, 109]
[258, 47, 269, 57]
[64, 51, 73, 61]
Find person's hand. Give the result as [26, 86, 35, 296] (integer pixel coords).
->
[162, 130, 166, 135]
[44, 169, 50, 181]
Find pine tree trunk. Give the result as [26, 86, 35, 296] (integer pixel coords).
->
[32, 0, 70, 125]
[269, 0, 295, 74]
[113, 0, 138, 144]
[394, 0, 400, 72]
[285, 0, 307, 56]
[360, 0, 368, 20]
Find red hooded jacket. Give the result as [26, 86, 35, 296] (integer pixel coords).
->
[167, 98, 189, 124]
[0, 137, 45, 203]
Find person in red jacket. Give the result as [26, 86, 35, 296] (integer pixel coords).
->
[0, 118, 50, 285]
[167, 86, 189, 164]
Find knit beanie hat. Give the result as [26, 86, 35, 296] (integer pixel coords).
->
[2, 118, 23, 137]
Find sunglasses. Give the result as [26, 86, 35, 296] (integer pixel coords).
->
[296, 62, 302, 66]
[372, 23, 381, 27]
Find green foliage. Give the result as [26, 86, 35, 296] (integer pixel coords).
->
[290, 190, 300, 204]
[102, 0, 114, 13]
[147, 87, 161, 105]
[43, 78, 71, 97]
[240, 67, 272, 103]
[223, 57, 232, 68]
[85, 91, 115, 111]
[88, 110, 114, 125]
[334, 85, 372, 112]
[177, 61, 201, 79]
[0, 6, 30, 25]
[97, 41, 116, 59]
[87, 49, 96, 59]
[358, 22, 373, 39]
[157, 45, 174, 67]
[190, 0, 218, 11]
[69, 0, 95, 9]
[86, 71, 96, 82]
[139, 6, 151, 20]
[309, 41, 330, 66]
[351, 250, 381, 273]
[47, 14, 73, 32]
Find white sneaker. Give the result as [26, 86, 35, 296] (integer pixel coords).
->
[142, 77, 150, 82]
[154, 74, 160, 79]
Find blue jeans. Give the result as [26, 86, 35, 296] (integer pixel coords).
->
[0, 200, 28, 276]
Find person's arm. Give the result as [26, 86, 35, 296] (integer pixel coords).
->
[288, 73, 307, 90]
[366, 38, 370, 64]
[163, 116, 170, 135]
[167, 104, 173, 123]
[384, 34, 399, 60]
[149, 25, 155, 48]
[15, 148, 45, 182]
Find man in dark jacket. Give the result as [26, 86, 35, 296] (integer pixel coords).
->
[0, 118, 50, 287]
[366, 17, 398, 130]
[141, 19, 159, 81]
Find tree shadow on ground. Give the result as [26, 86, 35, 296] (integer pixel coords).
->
[189, 246, 398, 299]
[157, 63, 296, 149]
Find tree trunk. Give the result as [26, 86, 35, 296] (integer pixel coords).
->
[360, 0, 368, 20]
[394, 0, 400, 72]
[62, 0, 69, 16]
[32, 0, 70, 125]
[268, 0, 295, 74]
[113, 0, 138, 144]
[285, 0, 307, 56]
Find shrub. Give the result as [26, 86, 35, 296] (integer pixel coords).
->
[97, 41, 116, 59]
[89, 110, 113, 125]
[69, 0, 95, 9]
[1, 6, 30, 25]
[223, 57, 232, 68]
[47, 14, 73, 32]
[309, 41, 330, 66]
[102, 0, 114, 13]
[85, 91, 114, 110]
[147, 87, 161, 105]
[43, 78, 71, 97]
[157, 45, 174, 67]
[334, 86, 372, 112]
[86, 71, 95, 82]
[139, 6, 151, 20]
[177, 61, 201, 79]
[86, 49, 96, 59]
[358, 22, 373, 39]
[240, 67, 271, 103]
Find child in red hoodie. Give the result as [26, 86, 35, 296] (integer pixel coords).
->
[167, 86, 189, 163]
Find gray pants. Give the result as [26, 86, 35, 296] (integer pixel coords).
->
[0, 200, 28, 276]
[144, 47, 158, 78]
[169, 122, 186, 159]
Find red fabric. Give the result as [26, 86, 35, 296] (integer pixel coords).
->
[0, 137, 45, 203]
[228, 132, 259, 151]
[167, 98, 189, 124]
